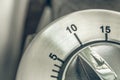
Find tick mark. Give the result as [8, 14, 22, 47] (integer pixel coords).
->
[74, 33, 83, 46]
[105, 33, 108, 41]
[54, 64, 61, 69]
[51, 75, 59, 79]
[52, 69, 60, 73]
[57, 58, 64, 64]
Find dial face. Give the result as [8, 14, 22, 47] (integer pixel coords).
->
[16, 9, 120, 80]
[61, 42, 120, 80]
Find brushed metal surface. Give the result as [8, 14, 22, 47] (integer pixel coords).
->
[16, 9, 120, 80]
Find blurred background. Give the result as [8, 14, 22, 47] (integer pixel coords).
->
[1, 0, 120, 80]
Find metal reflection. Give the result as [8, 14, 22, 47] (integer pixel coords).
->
[78, 47, 117, 80]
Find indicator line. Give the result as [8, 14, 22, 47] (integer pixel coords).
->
[57, 58, 64, 64]
[105, 33, 108, 41]
[77, 56, 91, 80]
[54, 64, 61, 69]
[74, 33, 83, 46]
[51, 75, 59, 79]
[52, 69, 60, 73]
